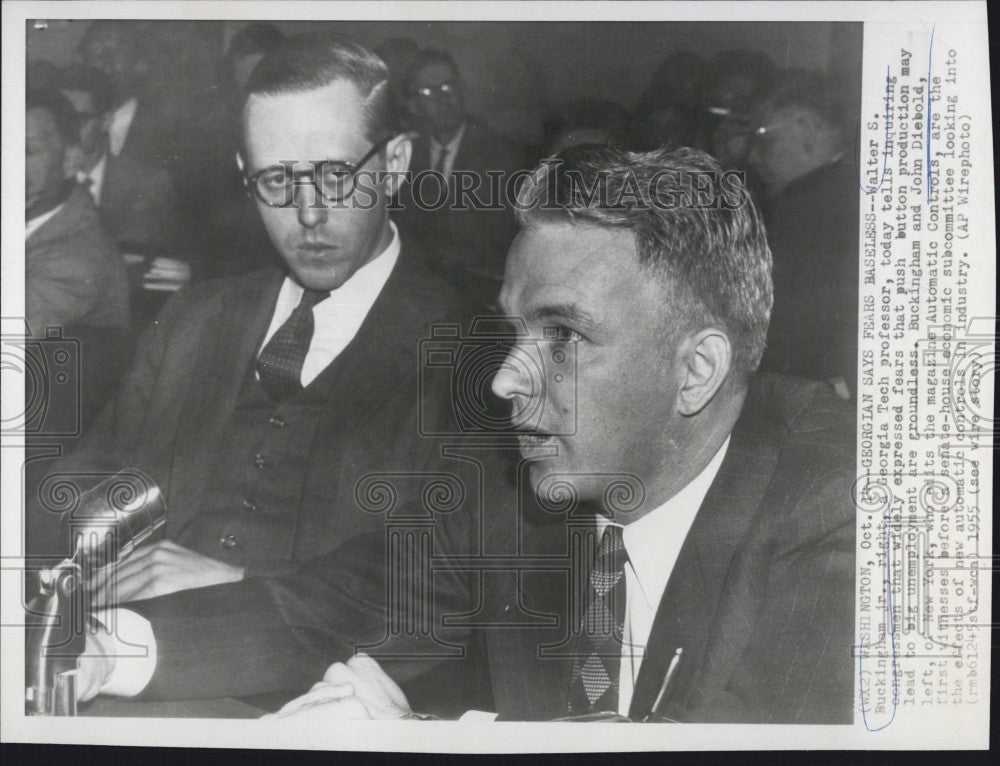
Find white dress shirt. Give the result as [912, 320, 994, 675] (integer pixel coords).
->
[596, 436, 730, 716]
[77, 152, 108, 205]
[107, 97, 138, 157]
[257, 222, 401, 386]
[99, 224, 401, 697]
[460, 437, 731, 722]
[429, 122, 466, 178]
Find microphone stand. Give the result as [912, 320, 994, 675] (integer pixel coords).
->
[24, 470, 165, 716]
[25, 559, 87, 716]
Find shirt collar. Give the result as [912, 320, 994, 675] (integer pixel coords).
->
[281, 221, 401, 307]
[597, 435, 731, 609]
[431, 122, 466, 156]
[108, 98, 139, 156]
[26, 202, 66, 240]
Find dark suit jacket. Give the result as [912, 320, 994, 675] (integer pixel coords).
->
[99, 152, 194, 260]
[397, 117, 527, 305]
[760, 157, 860, 394]
[26, 185, 130, 335]
[481, 374, 856, 723]
[126, 374, 854, 723]
[26, 246, 476, 579]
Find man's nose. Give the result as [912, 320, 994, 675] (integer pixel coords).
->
[295, 185, 328, 229]
[491, 345, 540, 405]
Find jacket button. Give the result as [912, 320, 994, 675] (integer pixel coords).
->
[242, 498, 257, 512]
[219, 534, 238, 550]
[269, 415, 286, 428]
[252, 453, 266, 468]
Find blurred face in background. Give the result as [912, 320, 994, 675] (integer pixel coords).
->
[61, 89, 110, 157]
[707, 72, 760, 170]
[746, 104, 821, 197]
[407, 61, 464, 141]
[78, 25, 143, 105]
[26, 107, 68, 219]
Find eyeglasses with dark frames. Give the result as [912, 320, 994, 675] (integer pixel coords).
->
[243, 135, 391, 207]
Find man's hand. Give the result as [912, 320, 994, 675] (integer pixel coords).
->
[90, 540, 245, 605]
[265, 654, 413, 721]
[76, 630, 116, 703]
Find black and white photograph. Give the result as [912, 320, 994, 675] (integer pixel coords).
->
[2, 0, 992, 753]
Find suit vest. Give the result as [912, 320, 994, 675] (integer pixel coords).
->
[174, 353, 348, 569]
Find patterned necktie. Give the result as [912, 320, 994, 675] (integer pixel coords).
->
[568, 524, 629, 714]
[256, 288, 330, 401]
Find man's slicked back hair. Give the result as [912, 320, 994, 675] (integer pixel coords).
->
[516, 144, 773, 376]
[243, 33, 394, 141]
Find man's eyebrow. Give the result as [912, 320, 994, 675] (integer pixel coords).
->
[529, 302, 598, 328]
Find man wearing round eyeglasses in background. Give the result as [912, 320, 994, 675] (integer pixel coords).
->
[397, 48, 528, 307]
[747, 69, 859, 402]
[26, 34, 484, 615]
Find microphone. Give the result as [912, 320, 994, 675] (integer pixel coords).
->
[61, 469, 167, 572]
[26, 470, 166, 716]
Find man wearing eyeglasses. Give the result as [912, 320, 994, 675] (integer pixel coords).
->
[747, 69, 859, 401]
[28, 34, 481, 608]
[397, 48, 527, 307]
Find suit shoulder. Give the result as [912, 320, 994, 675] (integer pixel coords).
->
[153, 268, 277, 328]
[394, 248, 481, 320]
[749, 374, 857, 540]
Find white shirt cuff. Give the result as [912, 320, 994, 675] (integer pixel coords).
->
[95, 608, 157, 697]
[458, 709, 499, 722]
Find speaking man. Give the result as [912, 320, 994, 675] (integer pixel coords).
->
[74, 145, 856, 724]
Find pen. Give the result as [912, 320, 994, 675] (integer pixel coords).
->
[644, 647, 683, 722]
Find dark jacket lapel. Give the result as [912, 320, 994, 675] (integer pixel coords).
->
[628, 396, 783, 720]
[164, 268, 283, 536]
[300, 243, 464, 427]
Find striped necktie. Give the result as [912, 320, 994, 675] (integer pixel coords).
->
[256, 288, 330, 401]
[568, 524, 629, 714]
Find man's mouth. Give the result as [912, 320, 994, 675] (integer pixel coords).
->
[298, 243, 338, 253]
[296, 243, 340, 263]
[518, 430, 556, 448]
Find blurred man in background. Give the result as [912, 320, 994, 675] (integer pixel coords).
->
[748, 69, 858, 399]
[74, 24, 194, 318]
[25, 87, 129, 341]
[399, 48, 527, 306]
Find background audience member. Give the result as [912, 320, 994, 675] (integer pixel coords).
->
[702, 49, 776, 185]
[374, 36, 420, 131]
[748, 70, 858, 399]
[73, 22, 195, 323]
[25, 87, 131, 435]
[398, 48, 527, 306]
[25, 88, 129, 339]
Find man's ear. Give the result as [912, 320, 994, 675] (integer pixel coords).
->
[676, 328, 732, 416]
[235, 152, 246, 174]
[382, 132, 413, 198]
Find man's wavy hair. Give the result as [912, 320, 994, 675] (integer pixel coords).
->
[516, 144, 773, 376]
[242, 33, 394, 142]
